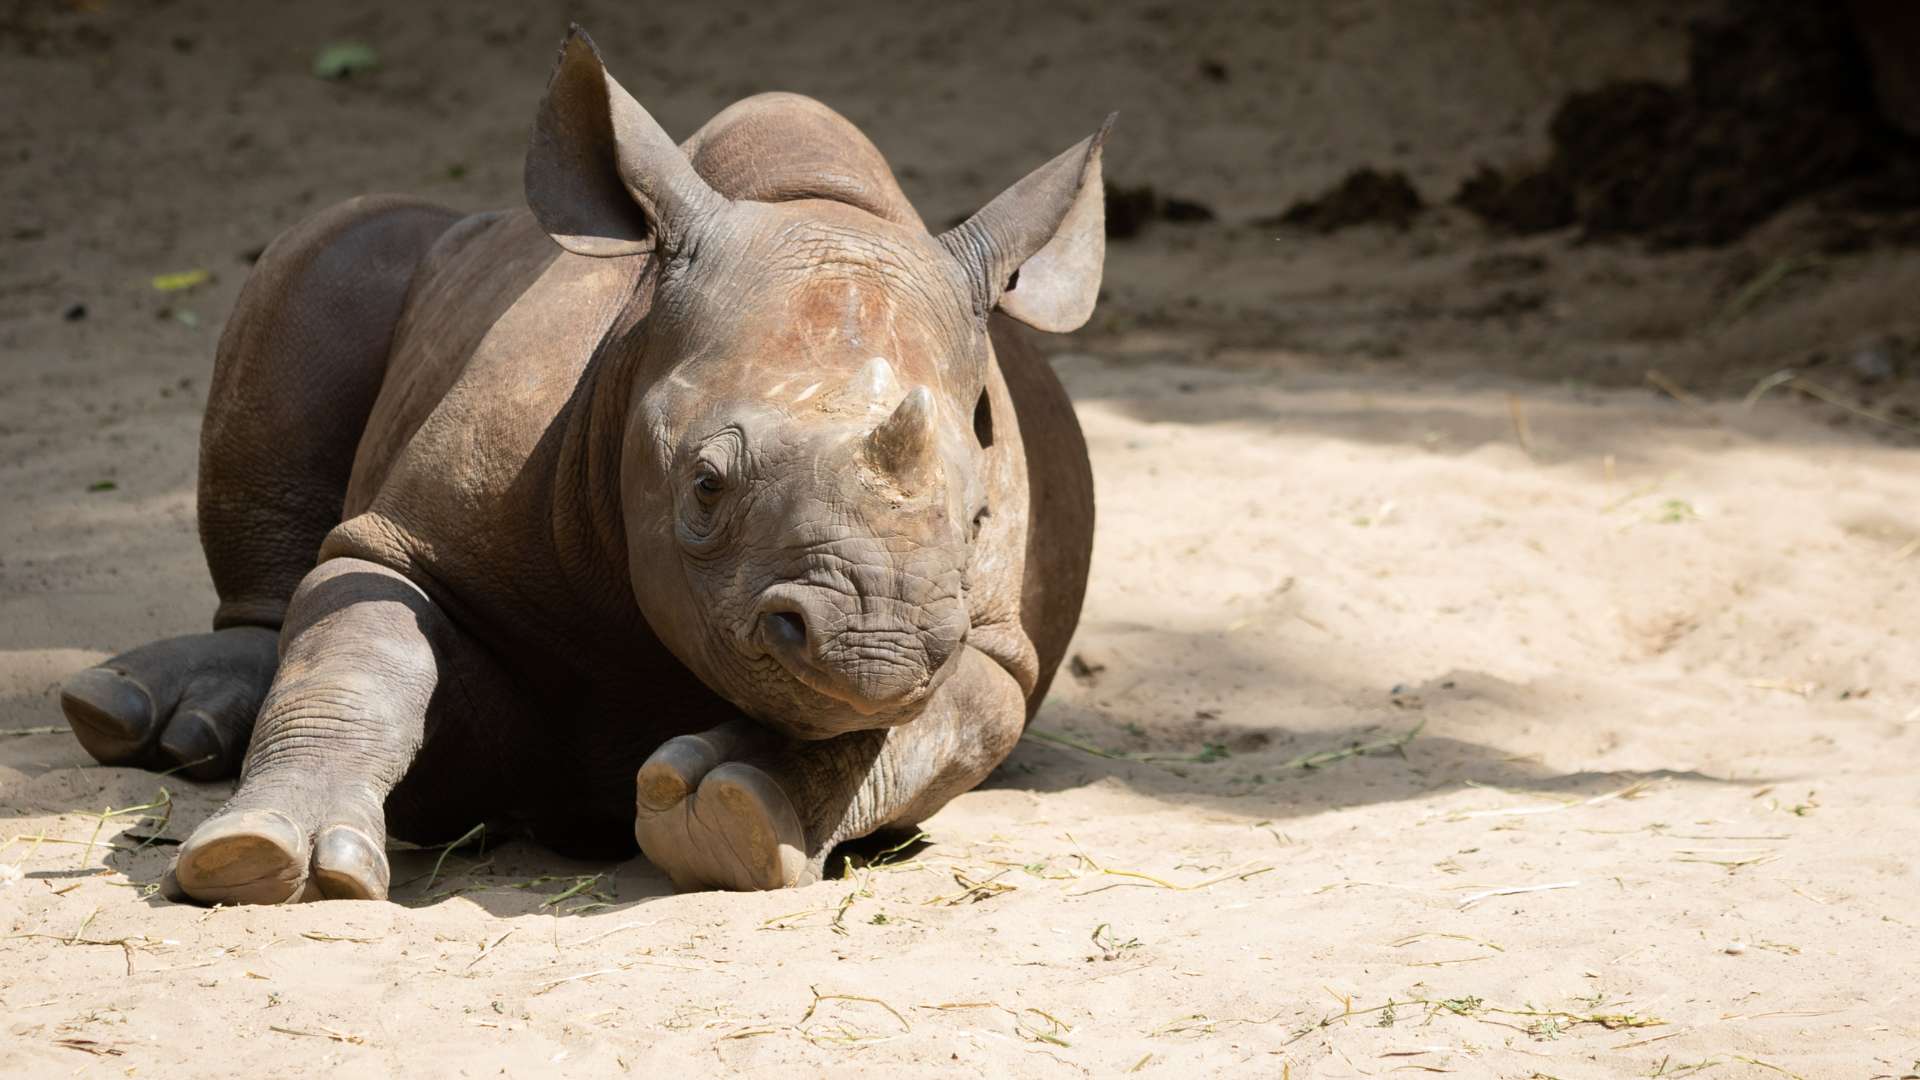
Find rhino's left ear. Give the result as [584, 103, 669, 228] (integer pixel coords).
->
[938, 115, 1114, 333]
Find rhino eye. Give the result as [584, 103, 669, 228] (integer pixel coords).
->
[693, 464, 725, 501]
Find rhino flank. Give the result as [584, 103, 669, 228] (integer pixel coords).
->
[57, 27, 1103, 901]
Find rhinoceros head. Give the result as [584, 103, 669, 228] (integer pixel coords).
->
[523, 29, 1106, 738]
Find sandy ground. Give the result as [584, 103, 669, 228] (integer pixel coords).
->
[4, 2, 1920, 1077]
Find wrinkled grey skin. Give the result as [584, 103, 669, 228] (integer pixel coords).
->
[57, 27, 1101, 901]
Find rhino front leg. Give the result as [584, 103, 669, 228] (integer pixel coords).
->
[634, 646, 1026, 891]
[166, 558, 449, 905]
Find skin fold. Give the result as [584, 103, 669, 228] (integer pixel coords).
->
[59, 27, 1102, 902]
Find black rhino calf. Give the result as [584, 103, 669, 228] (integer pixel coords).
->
[58, 29, 1102, 902]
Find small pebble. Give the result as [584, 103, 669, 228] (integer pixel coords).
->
[1850, 345, 1895, 384]
[1724, 941, 1747, 955]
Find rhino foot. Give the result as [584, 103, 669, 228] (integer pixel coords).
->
[61, 627, 278, 780]
[165, 785, 390, 905]
[634, 723, 811, 891]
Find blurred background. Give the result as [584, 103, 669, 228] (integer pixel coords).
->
[5, 0, 1919, 411]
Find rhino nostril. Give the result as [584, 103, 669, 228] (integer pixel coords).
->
[761, 610, 807, 651]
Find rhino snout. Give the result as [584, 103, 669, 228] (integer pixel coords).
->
[750, 586, 965, 716]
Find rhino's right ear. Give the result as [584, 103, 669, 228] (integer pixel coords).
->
[525, 26, 725, 258]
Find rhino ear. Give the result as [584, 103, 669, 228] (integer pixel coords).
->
[938, 115, 1113, 333]
[525, 26, 726, 258]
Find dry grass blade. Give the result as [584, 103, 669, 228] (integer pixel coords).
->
[1458, 880, 1579, 908]
[268, 1024, 364, 1044]
[1745, 677, 1818, 697]
[1279, 721, 1423, 771]
[300, 931, 379, 944]
[1507, 392, 1533, 454]
[1021, 728, 1128, 759]
[76, 789, 173, 867]
[928, 868, 1017, 905]
[797, 988, 912, 1047]
[1787, 376, 1920, 437]
[1487, 1004, 1662, 1031]
[563, 920, 657, 948]
[53, 1038, 124, 1056]
[1280, 995, 1662, 1047]
[421, 822, 486, 893]
[1645, 369, 1719, 425]
[1023, 728, 1235, 767]
[1456, 780, 1650, 819]
[536, 872, 610, 909]
[1732, 1056, 1807, 1079]
[1015, 1007, 1073, 1047]
[1673, 851, 1779, 870]
[844, 830, 928, 871]
[67, 905, 99, 944]
[1, 726, 65, 738]
[1613, 1029, 1685, 1050]
[916, 1001, 1076, 1048]
[1406, 955, 1493, 968]
[1072, 863, 1272, 897]
[1151, 1010, 1286, 1039]
[533, 964, 632, 995]
[1745, 366, 1920, 436]
[800, 991, 910, 1029]
[466, 928, 515, 970]
[1720, 256, 1819, 323]
[1064, 836, 1273, 896]
[1386, 932, 1505, 952]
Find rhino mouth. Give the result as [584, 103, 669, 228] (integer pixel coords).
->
[743, 584, 966, 720]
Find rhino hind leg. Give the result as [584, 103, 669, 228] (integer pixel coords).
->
[61, 627, 278, 780]
[196, 195, 462, 633]
[61, 197, 460, 783]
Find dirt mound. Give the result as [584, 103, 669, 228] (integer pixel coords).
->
[1457, 1, 1920, 247]
[1104, 183, 1217, 239]
[1264, 168, 1423, 233]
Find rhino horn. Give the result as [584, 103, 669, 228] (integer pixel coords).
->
[866, 386, 939, 490]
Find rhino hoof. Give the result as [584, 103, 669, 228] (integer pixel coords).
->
[170, 810, 389, 905]
[60, 668, 158, 763]
[60, 627, 277, 779]
[172, 810, 310, 904]
[635, 740, 810, 892]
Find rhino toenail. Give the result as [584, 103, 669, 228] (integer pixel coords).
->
[60, 668, 156, 749]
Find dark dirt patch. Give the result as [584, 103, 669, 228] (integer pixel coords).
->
[1453, 165, 1573, 235]
[1104, 183, 1218, 239]
[1455, 1, 1920, 247]
[1466, 252, 1549, 283]
[1263, 168, 1423, 233]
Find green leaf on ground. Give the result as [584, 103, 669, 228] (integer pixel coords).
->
[313, 42, 378, 80]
